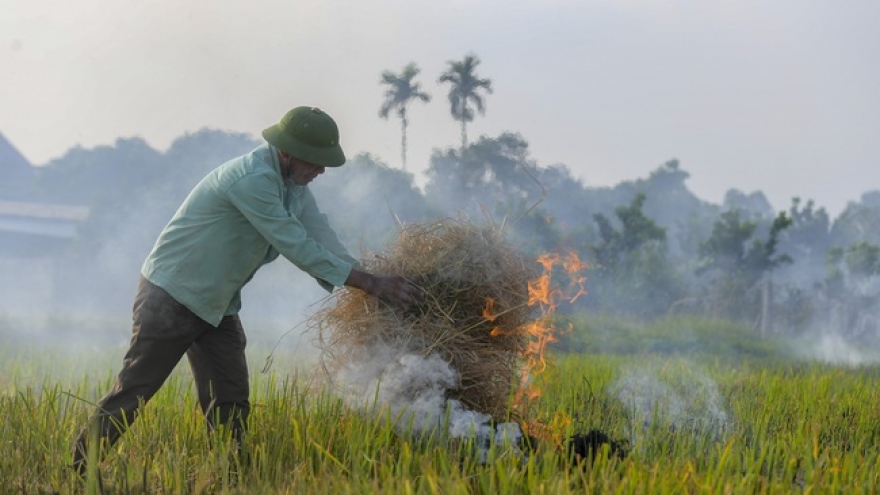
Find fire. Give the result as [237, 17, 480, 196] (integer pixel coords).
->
[494, 249, 588, 442]
[519, 250, 587, 389]
[562, 251, 589, 303]
[482, 297, 498, 322]
[525, 410, 573, 447]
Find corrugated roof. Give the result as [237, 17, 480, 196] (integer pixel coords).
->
[0, 200, 90, 221]
[0, 217, 80, 237]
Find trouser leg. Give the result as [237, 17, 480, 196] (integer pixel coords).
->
[186, 314, 250, 449]
[72, 277, 211, 470]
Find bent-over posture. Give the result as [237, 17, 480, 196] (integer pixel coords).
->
[72, 105, 421, 474]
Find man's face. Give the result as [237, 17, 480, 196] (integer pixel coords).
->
[284, 154, 326, 185]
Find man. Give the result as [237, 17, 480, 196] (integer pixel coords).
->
[72, 105, 421, 473]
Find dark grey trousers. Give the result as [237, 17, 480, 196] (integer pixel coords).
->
[73, 276, 250, 469]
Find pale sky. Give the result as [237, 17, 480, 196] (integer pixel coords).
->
[2, 0, 878, 216]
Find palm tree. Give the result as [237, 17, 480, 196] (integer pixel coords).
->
[438, 54, 493, 150]
[379, 62, 431, 170]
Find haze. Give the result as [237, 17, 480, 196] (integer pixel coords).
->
[2, 0, 878, 216]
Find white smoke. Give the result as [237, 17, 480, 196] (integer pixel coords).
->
[611, 364, 732, 446]
[332, 343, 523, 462]
[794, 331, 880, 366]
[336, 348, 457, 432]
[793, 271, 880, 366]
[0, 257, 56, 327]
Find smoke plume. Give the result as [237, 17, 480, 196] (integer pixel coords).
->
[611, 363, 732, 446]
[331, 343, 523, 462]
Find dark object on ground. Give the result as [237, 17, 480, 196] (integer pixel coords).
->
[567, 429, 627, 463]
[517, 433, 540, 454]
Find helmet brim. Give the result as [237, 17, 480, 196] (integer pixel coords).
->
[262, 125, 346, 167]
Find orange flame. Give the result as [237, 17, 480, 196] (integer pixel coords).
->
[484, 297, 516, 337]
[499, 249, 589, 442]
[562, 250, 589, 303]
[525, 411, 572, 446]
[482, 297, 498, 322]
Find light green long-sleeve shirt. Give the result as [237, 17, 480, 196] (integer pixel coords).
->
[142, 144, 356, 326]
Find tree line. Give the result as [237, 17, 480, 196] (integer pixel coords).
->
[16, 128, 880, 343]
[9, 53, 880, 343]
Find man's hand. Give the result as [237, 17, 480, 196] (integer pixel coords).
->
[344, 268, 425, 308]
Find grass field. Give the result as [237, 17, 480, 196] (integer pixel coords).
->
[2, 315, 879, 494]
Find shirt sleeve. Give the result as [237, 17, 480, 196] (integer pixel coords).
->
[226, 173, 352, 288]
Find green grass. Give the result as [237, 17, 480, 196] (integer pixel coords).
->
[2, 317, 880, 493]
[555, 313, 786, 359]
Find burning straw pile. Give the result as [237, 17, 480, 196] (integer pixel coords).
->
[314, 219, 537, 420]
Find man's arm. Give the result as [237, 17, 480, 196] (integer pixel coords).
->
[228, 174, 422, 308]
[298, 188, 421, 307]
[227, 174, 352, 287]
[344, 268, 424, 308]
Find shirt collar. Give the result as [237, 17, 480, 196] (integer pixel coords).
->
[267, 144, 299, 189]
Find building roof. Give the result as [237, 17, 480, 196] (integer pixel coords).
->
[0, 135, 91, 242]
[0, 132, 36, 200]
[0, 200, 90, 238]
[0, 131, 33, 171]
[0, 199, 90, 221]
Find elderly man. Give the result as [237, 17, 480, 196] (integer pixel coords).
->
[72, 106, 421, 474]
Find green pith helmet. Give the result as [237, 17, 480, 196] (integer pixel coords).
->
[262, 106, 346, 167]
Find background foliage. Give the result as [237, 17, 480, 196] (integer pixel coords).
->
[15, 128, 880, 343]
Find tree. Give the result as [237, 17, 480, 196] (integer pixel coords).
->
[698, 210, 792, 283]
[696, 209, 793, 323]
[775, 197, 833, 289]
[587, 193, 685, 317]
[722, 189, 774, 220]
[424, 133, 541, 217]
[821, 241, 880, 340]
[825, 242, 880, 296]
[378, 63, 431, 171]
[606, 159, 715, 260]
[829, 191, 880, 247]
[422, 133, 561, 254]
[591, 193, 666, 269]
[438, 54, 493, 149]
[35, 137, 165, 206]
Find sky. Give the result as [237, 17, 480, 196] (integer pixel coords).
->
[2, 0, 879, 217]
